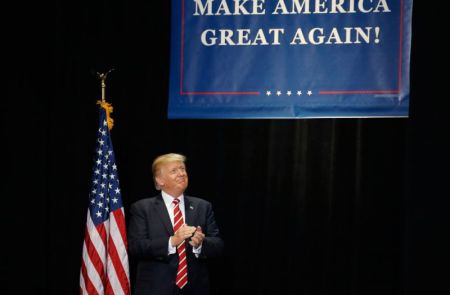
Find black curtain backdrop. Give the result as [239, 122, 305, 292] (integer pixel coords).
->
[3, 1, 449, 295]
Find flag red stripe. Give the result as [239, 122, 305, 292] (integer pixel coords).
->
[96, 223, 108, 248]
[113, 209, 128, 248]
[105, 277, 113, 295]
[84, 228, 105, 281]
[81, 258, 100, 295]
[108, 234, 131, 294]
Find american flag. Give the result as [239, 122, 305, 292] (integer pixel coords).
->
[80, 105, 130, 295]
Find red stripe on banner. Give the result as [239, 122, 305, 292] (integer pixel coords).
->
[113, 209, 128, 248]
[179, 0, 186, 95]
[81, 259, 100, 295]
[397, 0, 404, 90]
[319, 90, 400, 95]
[181, 91, 260, 95]
[84, 228, 106, 282]
[108, 234, 131, 294]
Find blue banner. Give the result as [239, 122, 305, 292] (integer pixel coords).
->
[168, 0, 413, 118]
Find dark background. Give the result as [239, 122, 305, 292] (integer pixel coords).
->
[3, 1, 448, 294]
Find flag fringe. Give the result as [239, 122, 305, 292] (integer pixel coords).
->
[97, 100, 114, 130]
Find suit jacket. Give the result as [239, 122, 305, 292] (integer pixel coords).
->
[128, 194, 224, 295]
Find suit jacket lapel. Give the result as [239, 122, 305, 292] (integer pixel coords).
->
[154, 195, 174, 235]
[184, 197, 196, 226]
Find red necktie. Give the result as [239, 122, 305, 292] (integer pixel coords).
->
[173, 198, 188, 289]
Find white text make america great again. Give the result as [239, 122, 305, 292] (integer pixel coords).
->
[193, 0, 391, 16]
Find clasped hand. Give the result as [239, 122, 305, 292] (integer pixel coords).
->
[171, 224, 205, 248]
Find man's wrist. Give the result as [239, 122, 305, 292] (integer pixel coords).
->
[168, 237, 177, 254]
[193, 243, 202, 254]
[170, 236, 181, 247]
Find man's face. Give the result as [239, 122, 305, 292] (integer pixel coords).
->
[156, 161, 188, 197]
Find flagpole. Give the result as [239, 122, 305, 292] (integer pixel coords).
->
[96, 68, 115, 130]
[96, 68, 115, 102]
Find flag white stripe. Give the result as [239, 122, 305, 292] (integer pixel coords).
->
[104, 219, 110, 243]
[79, 269, 88, 294]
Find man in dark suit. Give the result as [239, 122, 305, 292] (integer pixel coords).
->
[128, 153, 224, 295]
